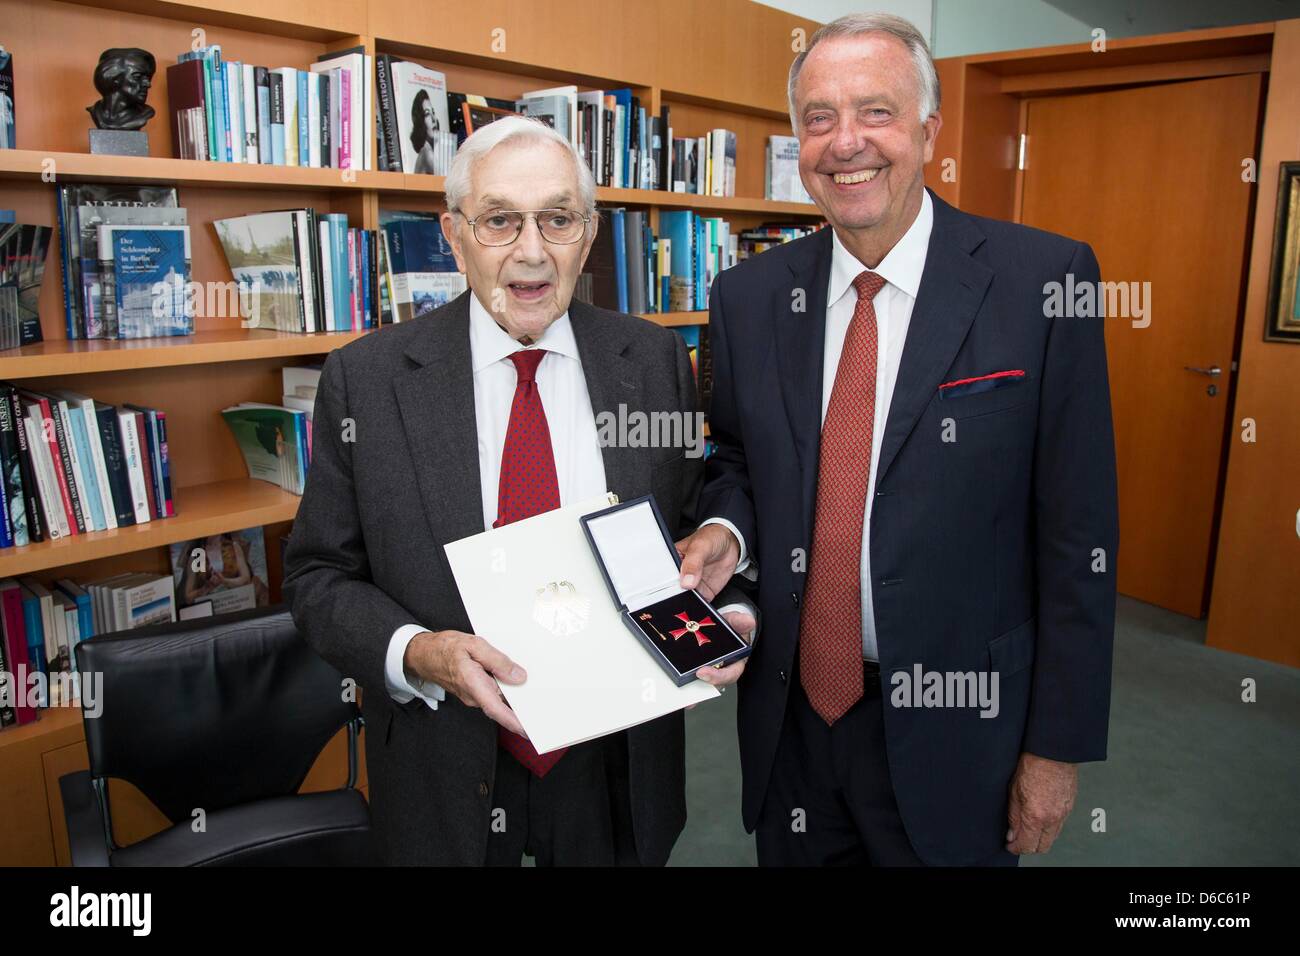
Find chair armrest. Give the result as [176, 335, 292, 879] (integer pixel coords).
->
[60, 770, 111, 867]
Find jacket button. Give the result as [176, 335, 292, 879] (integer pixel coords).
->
[791, 592, 800, 608]
[778, 670, 787, 684]
[478, 781, 489, 796]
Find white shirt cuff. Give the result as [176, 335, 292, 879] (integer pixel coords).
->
[700, 516, 753, 576]
[385, 624, 446, 710]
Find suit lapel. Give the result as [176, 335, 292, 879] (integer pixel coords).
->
[775, 227, 833, 540]
[569, 300, 642, 502]
[393, 292, 485, 542]
[874, 195, 993, 487]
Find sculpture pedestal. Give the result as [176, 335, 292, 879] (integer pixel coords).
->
[88, 129, 148, 156]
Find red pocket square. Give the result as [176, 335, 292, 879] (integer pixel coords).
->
[939, 369, 1026, 390]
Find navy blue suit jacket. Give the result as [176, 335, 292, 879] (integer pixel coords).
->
[700, 190, 1119, 865]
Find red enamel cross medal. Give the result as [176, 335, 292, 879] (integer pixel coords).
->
[669, 612, 715, 646]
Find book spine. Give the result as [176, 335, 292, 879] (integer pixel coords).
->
[11, 395, 44, 542]
[131, 411, 158, 521]
[269, 71, 285, 165]
[226, 61, 243, 164]
[338, 67, 352, 171]
[47, 400, 86, 533]
[59, 402, 99, 532]
[376, 55, 398, 172]
[23, 410, 66, 539]
[319, 220, 335, 331]
[347, 228, 358, 330]
[255, 66, 271, 165]
[0, 387, 25, 546]
[96, 405, 135, 527]
[297, 69, 309, 167]
[79, 398, 117, 530]
[156, 411, 174, 517]
[242, 63, 258, 163]
[55, 189, 77, 339]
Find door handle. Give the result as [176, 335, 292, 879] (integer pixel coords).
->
[1184, 365, 1222, 377]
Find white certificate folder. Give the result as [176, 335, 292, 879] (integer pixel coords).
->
[443, 493, 719, 754]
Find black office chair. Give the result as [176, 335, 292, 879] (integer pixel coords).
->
[61, 604, 375, 866]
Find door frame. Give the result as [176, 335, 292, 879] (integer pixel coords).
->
[927, 24, 1274, 618]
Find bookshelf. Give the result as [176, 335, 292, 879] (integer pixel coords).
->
[0, 0, 822, 865]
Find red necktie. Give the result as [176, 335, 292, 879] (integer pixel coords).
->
[493, 348, 568, 776]
[799, 271, 887, 725]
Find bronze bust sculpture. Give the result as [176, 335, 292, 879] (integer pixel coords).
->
[87, 48, 156, 131]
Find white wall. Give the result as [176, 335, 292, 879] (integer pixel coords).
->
[752, 0, 934, 43]
[757, 0, 1300, 58]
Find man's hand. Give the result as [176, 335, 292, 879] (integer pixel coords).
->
[675, 524, 741, 601]
[1006, 752, 1078, 854]
[694, 608, 755, 688]
[404, 630, 528, 737]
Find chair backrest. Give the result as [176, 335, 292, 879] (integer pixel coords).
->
[75, 605, 357, 824]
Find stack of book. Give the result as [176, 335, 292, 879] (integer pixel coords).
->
[577, 208, 739, 315]
[667, 129, 737, 196]
[166, 44, 373, 170]
[214, 209, 378, 332]
[0, 384, 174, 548]
[377, 64, 668, 190]
[766, 135, 814, 204]
[222, 366, 320, 496]
[738, 222, 826, 260]
[0, 221, 52, 350]
[55, 182, 194, 340]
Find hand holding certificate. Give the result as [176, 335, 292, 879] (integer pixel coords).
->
[443, 493, 750, 753]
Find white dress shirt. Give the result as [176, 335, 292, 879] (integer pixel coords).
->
[707, 190, 934, 661]
[384, 293, 608, 708]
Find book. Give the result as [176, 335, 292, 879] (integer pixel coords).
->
[0, 46, 12, 150]
[77, 204, 187, 339]
[221, 404, 308, 494]
[214, 211, 306, 332]
[55, 183, 179, 340]
[390, 61, 451, 175]
[169, 527, 270, 615]
[313, 49, 371, 171]
[97, 225, 193, 338]
[766, 135, 813, 203]
[380, 213, 466, 321]
[0, 223, 52, 348]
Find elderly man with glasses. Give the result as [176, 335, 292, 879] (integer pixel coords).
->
[284, 115, 755, 866]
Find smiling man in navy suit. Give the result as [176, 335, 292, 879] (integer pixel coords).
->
[675, 12, 1119, 866]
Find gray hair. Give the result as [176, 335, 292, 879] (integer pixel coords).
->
[787, 12, 940, 131]
[444, 114, 597, 216]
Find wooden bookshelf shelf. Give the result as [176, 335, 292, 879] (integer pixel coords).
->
[0, 477, 301, 578]
[0, 150, 399, 192]
[0, 151, 822, 218]
[0, 705, 83, 754]
[0, 328, 366, 378]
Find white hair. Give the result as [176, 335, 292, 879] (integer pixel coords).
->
[444, 115, 597, 216]
[787, 12, 940, 131]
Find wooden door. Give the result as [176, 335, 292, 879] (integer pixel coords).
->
[1020, 73, 1262, 617]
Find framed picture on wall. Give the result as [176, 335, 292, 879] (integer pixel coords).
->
[1265, 161, 1300, 342]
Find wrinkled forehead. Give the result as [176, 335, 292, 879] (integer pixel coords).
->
[468, 138, 583, 210]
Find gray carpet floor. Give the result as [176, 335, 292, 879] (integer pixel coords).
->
[670, 595, 1300, 866]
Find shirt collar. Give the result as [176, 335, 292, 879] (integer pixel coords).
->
[468, 291, 581, 374]
[828, 188, 934, 307]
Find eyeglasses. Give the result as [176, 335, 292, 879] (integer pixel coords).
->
[463, 208, 590, 246]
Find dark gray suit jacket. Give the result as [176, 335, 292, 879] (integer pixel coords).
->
[283, 292, 703, 865]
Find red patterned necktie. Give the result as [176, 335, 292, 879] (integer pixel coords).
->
[799, 271, 887, 725]
[493, 348, 568, 776]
